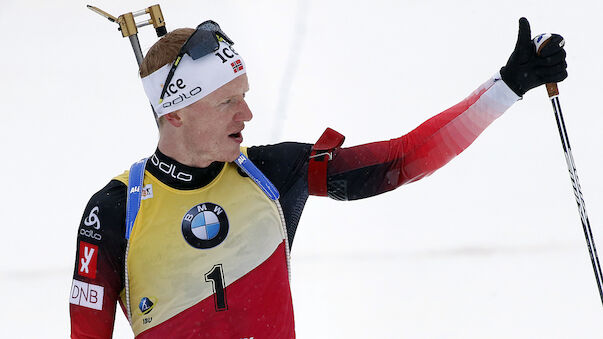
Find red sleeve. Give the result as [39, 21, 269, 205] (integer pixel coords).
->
[70, 180, 127, 338]
[325, 76, 519, 200]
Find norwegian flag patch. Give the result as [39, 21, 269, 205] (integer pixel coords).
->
[231, 59, 244, 73]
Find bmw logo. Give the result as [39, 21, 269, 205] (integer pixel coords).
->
[181, 202, 229, 249]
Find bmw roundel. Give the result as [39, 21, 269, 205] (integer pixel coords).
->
[181, 202, 229, 249]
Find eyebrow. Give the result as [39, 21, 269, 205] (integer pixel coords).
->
[227, 88, 248, 100]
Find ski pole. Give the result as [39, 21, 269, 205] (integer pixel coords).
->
[534, 34, 603, 306]
[87, 4, 167, 124]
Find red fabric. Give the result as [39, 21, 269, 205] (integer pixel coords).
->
[137, 241, 295, 339]
[308, 128, 345, 196]
[70, 284, 119, 339]
[71, 245, 123, 339]
[326, 85, 493, 195]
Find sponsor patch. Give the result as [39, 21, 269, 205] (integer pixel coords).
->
[78, 241, 98, 279]
[182, 202, 229, 249]
[141, 184, 153, 200]
[70, 279, 104, 310]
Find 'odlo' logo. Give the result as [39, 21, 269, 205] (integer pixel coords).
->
[161, 78, 202, 109]
[150, 154, 193, 182]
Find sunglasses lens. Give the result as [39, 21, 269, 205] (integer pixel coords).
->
[198, 20, 219, 31]
[185, 30, 219, 59]
[184, 21, 234, 60]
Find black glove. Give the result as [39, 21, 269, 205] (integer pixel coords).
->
[500, 17, 568, 97]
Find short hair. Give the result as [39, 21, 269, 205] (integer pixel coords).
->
[139, 28, 195, 78]
[139, 28, 195, 126]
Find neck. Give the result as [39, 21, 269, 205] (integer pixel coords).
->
[147, 148, 224, 190]
[158, 130, 214, 168]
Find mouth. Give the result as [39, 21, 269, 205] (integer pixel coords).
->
[228, 131, 243, 143]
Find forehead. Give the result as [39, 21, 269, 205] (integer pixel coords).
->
[207, 74, 249, 100]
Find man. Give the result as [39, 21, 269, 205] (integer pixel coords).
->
[70, 17, 567, 338]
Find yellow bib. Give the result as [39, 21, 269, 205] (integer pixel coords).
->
[115, 158, 289, 336]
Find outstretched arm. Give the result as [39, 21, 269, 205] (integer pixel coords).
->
[325, 75, 517, 200]
[323, 18, 567, 200]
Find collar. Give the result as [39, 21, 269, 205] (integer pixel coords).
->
[146, 149, 225, 190]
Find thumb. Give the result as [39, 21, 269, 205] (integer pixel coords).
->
[516, 17, 532, 48]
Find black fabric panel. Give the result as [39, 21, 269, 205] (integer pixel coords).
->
[247, 142, 312, 248]
[71, 179, 128, 336]
[74, 179, 128, 285]
[328, 160, 397, 201]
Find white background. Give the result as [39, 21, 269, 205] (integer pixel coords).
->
[1, 0, 602, 338]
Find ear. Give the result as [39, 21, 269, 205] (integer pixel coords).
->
[164, 111, 183, 127]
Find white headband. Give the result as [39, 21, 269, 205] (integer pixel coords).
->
[141, 40, 246, 118]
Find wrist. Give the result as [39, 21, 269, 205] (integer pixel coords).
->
[499, 66, 525, 97]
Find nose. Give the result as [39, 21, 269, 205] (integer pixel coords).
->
[235, 99, 253, 122]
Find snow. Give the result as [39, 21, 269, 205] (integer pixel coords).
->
[1, 0, 602, 337]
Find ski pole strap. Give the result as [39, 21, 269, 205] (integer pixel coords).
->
[125, 158, 148, 239]
[308, 128, 345, 196]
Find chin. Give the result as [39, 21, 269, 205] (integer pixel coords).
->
[223, 149, 241, 163]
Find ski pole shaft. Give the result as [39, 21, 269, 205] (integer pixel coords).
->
[534, 34, 603, 306]
[546, 84, 603, 306]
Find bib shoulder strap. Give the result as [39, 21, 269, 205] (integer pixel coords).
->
[234, 152, 280, 200]
[125, 158, 148, 240]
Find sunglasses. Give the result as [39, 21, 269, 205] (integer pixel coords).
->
[158, 20, 234, 104]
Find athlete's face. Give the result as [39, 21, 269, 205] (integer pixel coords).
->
[175, 74, 252, 166]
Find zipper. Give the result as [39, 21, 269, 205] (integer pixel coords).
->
[275, 199, 291, 281]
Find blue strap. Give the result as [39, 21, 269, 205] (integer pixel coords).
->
[234, 152, 280, 200]
[125, 158, 148, 240]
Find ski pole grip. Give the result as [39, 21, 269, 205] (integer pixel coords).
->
[546, 83, 559, 98]
[533, 33, 560, 98]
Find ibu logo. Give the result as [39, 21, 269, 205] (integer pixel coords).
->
[139, 297, 156, 315]
[181, 202, 229, 249]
